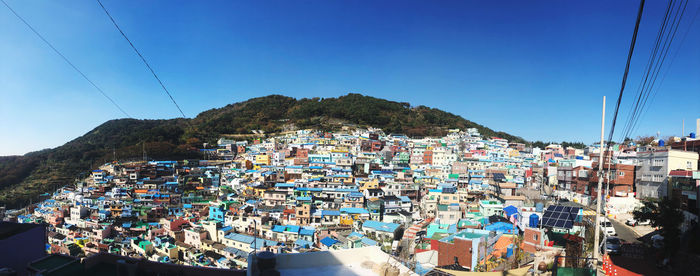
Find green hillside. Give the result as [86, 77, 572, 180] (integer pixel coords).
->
[0, 93, 524, 208]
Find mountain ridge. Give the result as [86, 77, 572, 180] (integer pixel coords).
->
[0, 93, 525, 208]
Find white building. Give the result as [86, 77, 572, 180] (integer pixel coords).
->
[635, 149, 698, 199]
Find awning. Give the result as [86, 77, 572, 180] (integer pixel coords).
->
[581, 210, 597, 216]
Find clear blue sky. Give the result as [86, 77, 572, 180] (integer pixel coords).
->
[1, 0, 699, 155]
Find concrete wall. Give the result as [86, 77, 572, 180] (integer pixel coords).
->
[0, 224, 46, 276]
[274, 246, 416, 275]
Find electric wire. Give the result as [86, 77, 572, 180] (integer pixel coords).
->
[605, 0, 646, 147]
[630, 3, 700, 136]
[620, 0, 688, 141]
[619, 0, 674, 141]
[625, 0, 688, 139]
[622, 0, 682, 140]
[1, 0, 132, 118]
[96, 0, 187, 118]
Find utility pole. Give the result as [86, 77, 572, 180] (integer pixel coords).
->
[604, 153, 612, 203]
[594, 96, 606, 261]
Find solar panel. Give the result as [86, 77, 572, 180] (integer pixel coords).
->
[493, 173, 506, 181]
[541, 205, 580, 229]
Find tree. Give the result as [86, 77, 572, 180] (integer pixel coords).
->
[510, 234, 526, 269]
[635, 136, 656, 146]
[633, 198, 684, 255]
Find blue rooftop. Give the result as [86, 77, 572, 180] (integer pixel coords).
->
[320, 236, 339, 247]
[275, 183, 296, 188]
[362, 220, 400, 233]
[299, 227, 315, 236]
[294, 239, 313, 248]
[484, 222, 517, 234]
[340, 207, 369, 214]
[360, 237, 378, 246]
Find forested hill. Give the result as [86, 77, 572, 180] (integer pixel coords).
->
[0, 93, 524, 208]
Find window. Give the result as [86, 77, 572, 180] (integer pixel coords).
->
[688, 161, 693, 169]
[653, 159, 664, 166]
[619, 171, 625, 176]
[533, 234, 538, 241]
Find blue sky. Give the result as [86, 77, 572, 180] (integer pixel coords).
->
[1, 0, 699, 155]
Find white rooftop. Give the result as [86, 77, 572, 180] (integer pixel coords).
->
[272, 246, 417, 276]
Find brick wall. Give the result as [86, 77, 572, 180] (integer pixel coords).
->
[522, 228, 542, 254]
[437, 238, 473, 268]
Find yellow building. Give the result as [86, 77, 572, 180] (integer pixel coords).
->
[255, 154, 271, 166]
[245, 186, 267, 198]
[359, 179, 379, 192]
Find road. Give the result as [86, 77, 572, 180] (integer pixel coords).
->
[610, 218, 640, 244]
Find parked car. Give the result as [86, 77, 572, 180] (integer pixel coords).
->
[625, 218, 650, 226]
[602, 237, 622, 255]
[600, 219, 617, 236]
[651, 234, 664, 249]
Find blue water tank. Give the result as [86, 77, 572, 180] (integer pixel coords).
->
[535, 202, 544, 212]
[529, 214, 539, 228]
[691, 133, 696, 139]
[659, 140, 665, 147]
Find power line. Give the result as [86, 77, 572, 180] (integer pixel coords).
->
[625, 1, 687, 140]
[1, 0, 132, 118]
[630, 3, 700, 135]
[605, 0, 646, 145]
[96, 0, 187, 118]
[620, 0, 688, 141]
[625, 0, 688, 139]
[619, 0, 674, 141]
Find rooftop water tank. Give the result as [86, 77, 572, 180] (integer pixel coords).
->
[658, 140, 665, 147]
[691, 132, 696, 139]
[529, 213, 540, 228]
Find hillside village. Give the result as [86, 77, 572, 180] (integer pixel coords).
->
[4, 125, 700, 275]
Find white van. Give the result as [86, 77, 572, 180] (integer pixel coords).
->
[600, 218, 617, 236]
